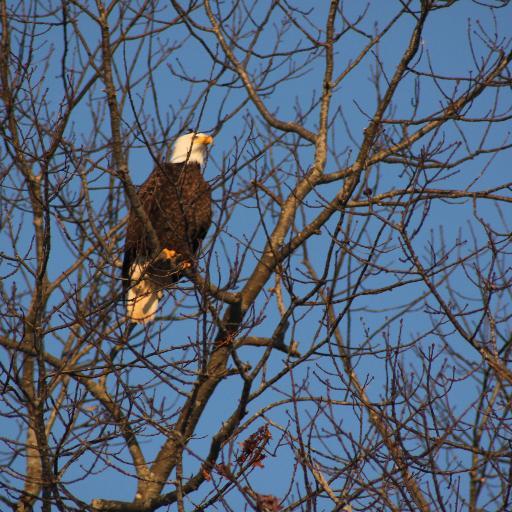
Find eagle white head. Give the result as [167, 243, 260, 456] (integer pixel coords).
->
[170, 132, 213, 166]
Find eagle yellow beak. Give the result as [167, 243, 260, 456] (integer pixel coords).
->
[198, 134, 213, 145]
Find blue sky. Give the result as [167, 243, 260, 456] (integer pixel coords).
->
[1, 1, 512, 510]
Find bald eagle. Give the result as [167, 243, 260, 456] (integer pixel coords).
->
[122, 132, 213, 323]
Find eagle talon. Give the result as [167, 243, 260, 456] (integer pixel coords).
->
[161, 248, 177, 259]
[180, 261, 192, 270]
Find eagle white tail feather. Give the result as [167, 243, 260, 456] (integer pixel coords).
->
[127, 263, 162, 323]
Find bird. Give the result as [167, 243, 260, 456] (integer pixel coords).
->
[122, 132, 213, 323]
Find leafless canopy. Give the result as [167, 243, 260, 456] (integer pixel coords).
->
[1, 1, 512, 511]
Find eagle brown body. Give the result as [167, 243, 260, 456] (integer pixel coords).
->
[122, 162, 212, 284]
[122, 133, 213, 323]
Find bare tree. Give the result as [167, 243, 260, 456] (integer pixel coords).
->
[1, 1, 512, 511]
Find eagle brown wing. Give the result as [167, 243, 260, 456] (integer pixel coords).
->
[122, 162, 212, 292]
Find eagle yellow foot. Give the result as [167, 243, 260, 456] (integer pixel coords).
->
[161, 248, 176, 259]
[180, 261, 192, 270]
